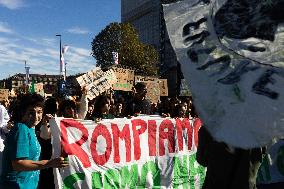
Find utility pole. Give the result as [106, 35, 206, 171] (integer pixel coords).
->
[56, 34, 64, 80]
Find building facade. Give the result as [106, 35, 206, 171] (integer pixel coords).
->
[122, 0, 181, 96]
[0, 73, 61, 94]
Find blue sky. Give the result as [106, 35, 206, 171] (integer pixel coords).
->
[0, 0, 121, 79]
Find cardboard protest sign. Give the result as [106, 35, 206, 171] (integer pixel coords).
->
[76, 68, 116, 100]
[112, 67, 134, 91]
[135, 76, 160, 103]
[50, 117, 205, 189]
[35, 83, 45, 97]
[76, 68, 100, 87]
[0, 89, 9, 101]
[159, 79, 168, 96]
[163, 0, 284, 148]
[104, 69, 117, 85]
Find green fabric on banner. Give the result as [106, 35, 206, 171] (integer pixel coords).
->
[173, 155, 189, 189]
[120, 164, 138, 188]
[104, 169, 120, 189]
[140, 161, 160, 188]
[92, 172, 103, 189]
[63, 173, 85, 189]
[189, 154, 206, 189]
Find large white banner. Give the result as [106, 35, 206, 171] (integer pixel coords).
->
[163, 0, 284, 148]
[50, 116, 205, 189]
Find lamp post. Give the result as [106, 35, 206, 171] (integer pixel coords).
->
[56, 34, 63, 79]
[56, 34, 65, 96]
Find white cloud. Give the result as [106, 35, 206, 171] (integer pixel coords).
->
[0, 22, 14, 34]
[70, 47, 91, 57]
[26, 37, 57, 47]
[0, 35, 95, 79]
[67, 27, 90, 35]
[0, 0, 25, 10]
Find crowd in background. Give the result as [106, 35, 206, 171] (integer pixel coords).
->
[3, 83, 196, 123]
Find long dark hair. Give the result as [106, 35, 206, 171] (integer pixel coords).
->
[91, 95, 110, 119]
[57, 99, 76, 117]
[44, 97, 58, 115]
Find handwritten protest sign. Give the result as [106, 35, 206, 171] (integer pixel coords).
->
[159, 79, 168, 96]
[0, 89, 9, 101]
[135, 76, 160, 103]
[112, 67, 134, 91]
[50, 116, 205, 189]
[104, 69, 117, 85]
[163, 0, 284, 148]
[76, 68, 117, 100]
[35, 83, 45, 97]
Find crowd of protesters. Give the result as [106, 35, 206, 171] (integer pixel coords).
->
[0, 81, 271, 189]
[0, 82, 198, 189]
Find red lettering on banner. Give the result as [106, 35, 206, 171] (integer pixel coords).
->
[111, 123, 131, 163]
[148, 120, 157, 156]
[60, 119, 90, 168]
[193, 118, 202, 147]
[131, 119, 147, 161]
[90, 124, 112, 166]
[159, 119, 175, 156]
[176, 118, 193, 151]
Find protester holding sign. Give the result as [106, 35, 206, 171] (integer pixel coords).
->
[58, 99, 78, 119]
[114, 102, 123, 118]
[0, 93, 68, 189]
[37, 97, 59, 189]
[91, 95, 115, 122]
[124, 82, 152, 116]
[57, 87, 88, 120]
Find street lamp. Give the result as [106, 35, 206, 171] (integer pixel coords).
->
[56, 34, 63, 79]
